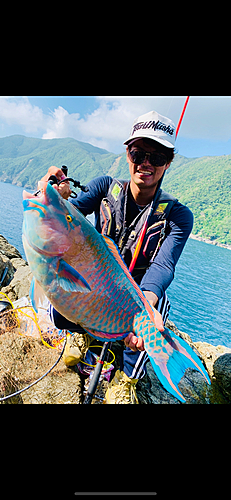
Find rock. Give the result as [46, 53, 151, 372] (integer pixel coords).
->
[11, 257, 28, 270]
[178, 369, 210, 404]
[192, 342, 231, 404]
[0, 235, 22, 260]
[194, 341, 231, 378]
[1, 262, 33, 301]
[0, 254, 15, 287]
[213, 354, 231, 402]
[137, 362, 210, 405]
[137, 363, 181, 404]
[0, 234, 32, 301]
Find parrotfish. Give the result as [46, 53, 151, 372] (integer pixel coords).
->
[22, 181, 210, 402]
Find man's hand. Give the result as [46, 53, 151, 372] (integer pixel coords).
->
[40, 166, 72, 200]
[124, 332, 145, 351]
[124, 291, 164, 352]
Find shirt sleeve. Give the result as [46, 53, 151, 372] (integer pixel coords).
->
[70, 175, 113, 216]
[140, 202, 194, 300]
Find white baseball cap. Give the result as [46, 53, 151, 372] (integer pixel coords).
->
[124, 110, 176, 149]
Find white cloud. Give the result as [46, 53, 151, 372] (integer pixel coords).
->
[0, 97, 45, 134]
[1, 96, 231, 154]
[42, 98, 142, 151]
[42, 106, 80, 139]
[70, 97, 188, 151]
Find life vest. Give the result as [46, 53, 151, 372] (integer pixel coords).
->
[99, 178, 177, 283]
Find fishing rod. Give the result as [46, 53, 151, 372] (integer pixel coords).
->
[40, 101, 190, 404]
[84, 97, 191, 404]
[128, 96, 190, 274]
[83, 341, 112, 404]
[175, 96, 190, 139]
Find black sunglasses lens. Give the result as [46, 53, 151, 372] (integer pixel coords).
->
[151, 153, 167, 167]
[129, 150, 167, 167]
[129, 150, 145, 164]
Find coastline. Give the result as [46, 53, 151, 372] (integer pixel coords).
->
[189, 233, 231, 251]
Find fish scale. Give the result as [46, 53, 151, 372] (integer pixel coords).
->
[22, 181, 211, 402]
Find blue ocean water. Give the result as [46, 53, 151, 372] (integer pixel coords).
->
[167, 238, 231, 348]
[0, 181, 231, 348]
[0, 181, 28, 260]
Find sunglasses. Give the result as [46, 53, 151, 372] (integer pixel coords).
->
[129, 149, 168, 167]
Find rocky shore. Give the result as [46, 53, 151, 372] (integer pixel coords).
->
[190, 233, 231, 250]
[1, 233, 231, 404]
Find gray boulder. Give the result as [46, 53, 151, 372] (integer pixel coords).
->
[213, 354, 231, 402]
[0, 234, 32, 301]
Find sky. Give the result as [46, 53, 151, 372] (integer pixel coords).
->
[0, 96, 231, 158]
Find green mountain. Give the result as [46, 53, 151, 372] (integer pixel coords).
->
[0, 135, 121, 188]
[162, 154, 231, 246]
[0, 135, 231, 246]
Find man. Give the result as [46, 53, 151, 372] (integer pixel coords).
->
[43, 110, 193, 404]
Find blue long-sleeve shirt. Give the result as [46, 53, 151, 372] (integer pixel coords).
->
[71, 176, 193, 300]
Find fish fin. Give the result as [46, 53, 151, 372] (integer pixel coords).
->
[57, 259, 91, 293]
[102, 235, 155, 322]
[144, 326, 211, 403]
[30, 277, 47, 313]
[83, 326, 128, 342]
[134, 309, 211, 402]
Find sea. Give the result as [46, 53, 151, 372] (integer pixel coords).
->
[0, 180, 231, 348]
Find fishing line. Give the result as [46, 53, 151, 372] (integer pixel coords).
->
[0, 291, 15, 309]
[80, 345, 115, 368]
[128, 96, 190, 274]
[0, 330, 67, 402]
[0, 293, 67, 402]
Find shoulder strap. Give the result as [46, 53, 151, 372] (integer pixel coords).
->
[107, 178, 128, 200]
[152, 189, 177, 221]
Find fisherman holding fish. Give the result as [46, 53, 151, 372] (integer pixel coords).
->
[37, 110, 194, 403]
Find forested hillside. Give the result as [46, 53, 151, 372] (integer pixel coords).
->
[0, 135, 231, 246]
[0, 135, 119, 188]
[162, 154, 231, 245]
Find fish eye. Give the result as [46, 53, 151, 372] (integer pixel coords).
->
[66, 214, 73, 223]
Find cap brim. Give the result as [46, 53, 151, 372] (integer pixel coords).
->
[124, 135, 175, 149]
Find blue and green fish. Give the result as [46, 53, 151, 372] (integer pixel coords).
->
[22, 181, 210, 402]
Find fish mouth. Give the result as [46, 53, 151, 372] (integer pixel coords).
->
[23, 182, 48, 217]
[23, 181, 47, 202]
[23, 181, 71, 257]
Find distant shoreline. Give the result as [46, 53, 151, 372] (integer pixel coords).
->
[190, 233, 231, 251]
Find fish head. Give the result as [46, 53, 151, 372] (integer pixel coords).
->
[22, 181, 81, 258]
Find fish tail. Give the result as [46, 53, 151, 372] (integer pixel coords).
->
[134, 312, 210, 402]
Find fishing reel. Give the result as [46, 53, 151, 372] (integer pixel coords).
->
[47, 165, 89, 198]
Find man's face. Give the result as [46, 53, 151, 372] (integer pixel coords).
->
[126, 139, 171, 193]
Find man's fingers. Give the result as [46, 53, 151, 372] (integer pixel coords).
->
[124, 333, 145, 352]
